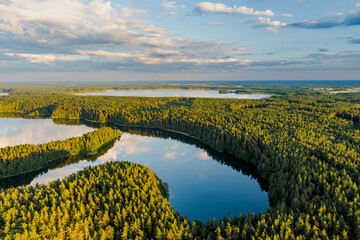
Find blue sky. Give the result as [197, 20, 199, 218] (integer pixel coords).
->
[0, 0, 360, 81]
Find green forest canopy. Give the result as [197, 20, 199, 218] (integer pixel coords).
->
[1, 89, 360, 239]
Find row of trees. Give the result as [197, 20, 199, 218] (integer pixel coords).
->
[1, 92, 360, 238]
[0, 127, 121, 178]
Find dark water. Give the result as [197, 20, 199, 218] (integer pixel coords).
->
[0, 118, 269, 221]
[79, 89, 270, 99]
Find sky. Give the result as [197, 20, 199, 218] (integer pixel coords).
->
[0, 0, 360, 81]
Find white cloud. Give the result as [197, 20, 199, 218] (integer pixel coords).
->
[132, 36, 181, 47]
[162, 1, 185, 10]
[0, 0, 171, 47]
[76, 50, 145, 58]
[162, 2, 185, 18]
[167, 12, 179, 18]
[357, 3, 360, 7]
[196, 2, 274, 16]
[153, 49, 181, 56]
[0, 23, 24, 35]
[0, 0, 109, 32]
[162, 2, 177, 10]
[257, 17, 287, 32]
[140, 25, 168, 34]
[4, 53, 88, 64]
[0, 0, 293, 73]
[76, 47, 256, 66]
[120, 7, 147, 18]
[136, 56, 258, 66]
[78, 50, 137, 59]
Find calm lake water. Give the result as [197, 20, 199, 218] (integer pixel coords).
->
[79, 89, 271, 99]
[0, 118, 269, 221]
[0, 118, 94, 148]
[0, 93, 8, 96]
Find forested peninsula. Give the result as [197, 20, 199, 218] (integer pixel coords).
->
[1, 92, 360, 239]
[0, 162, 176, 239]
[0, 127, 121, 178]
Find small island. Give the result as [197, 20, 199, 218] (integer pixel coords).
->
[0, 127, 121, 178]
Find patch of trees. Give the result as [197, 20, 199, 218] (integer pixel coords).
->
[0, 162, 187, 239]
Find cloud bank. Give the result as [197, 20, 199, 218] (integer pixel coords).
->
[0, 0, 359, 78]
[0, 0, 255, 72]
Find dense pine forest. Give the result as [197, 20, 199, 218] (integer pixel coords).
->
[0, 162, 180, 239]
[0, 127, 121, 178]
[1, 89, 360, 239]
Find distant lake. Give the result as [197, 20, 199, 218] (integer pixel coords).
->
[0, 93, 8, 96]
[79, 89, 271, 99]
[0, 118, 269, 221]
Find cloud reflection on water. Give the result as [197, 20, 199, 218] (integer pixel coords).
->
[0, 118, 94, 148]
[25, 128, 269, 222]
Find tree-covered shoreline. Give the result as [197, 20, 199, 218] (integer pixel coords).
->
[0, 127, 121, 178]
[0, 162, 182, 239]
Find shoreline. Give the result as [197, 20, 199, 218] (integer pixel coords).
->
[0, 132, 120, 179]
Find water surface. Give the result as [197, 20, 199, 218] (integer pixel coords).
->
[0, 118, 94, 148]
[79, 89, 270, 99]
[0, 93, 8, 96]
[0, 118, 269, 221]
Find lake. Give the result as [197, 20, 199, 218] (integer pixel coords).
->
[0, 118, 94, 148]
[0, 117, 269, 222]
[79, 89, 270, 99]
[0, 93, 8, 96]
